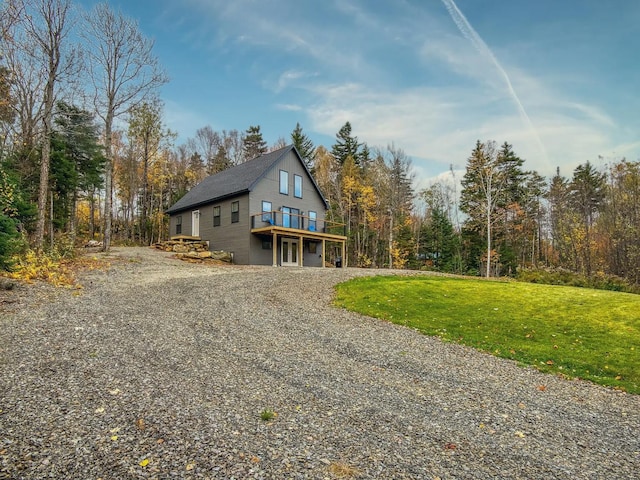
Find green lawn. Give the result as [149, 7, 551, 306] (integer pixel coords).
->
[334, 276, 640, 394]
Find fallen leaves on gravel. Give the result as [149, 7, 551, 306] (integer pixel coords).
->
[327, 461, 361, 478]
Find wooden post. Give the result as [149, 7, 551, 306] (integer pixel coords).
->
[321, 239, 326, 268]
[272, 232, 277, 266]
[299, 235, 303, 267]
[341, 240, 346, 268]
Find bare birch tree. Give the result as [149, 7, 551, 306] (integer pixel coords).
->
[83, 2, 166, 251]
[460, 140, 503, 277]
[9, 0, 75, 249]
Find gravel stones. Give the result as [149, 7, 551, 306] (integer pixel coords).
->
[1, 247, 639, 479]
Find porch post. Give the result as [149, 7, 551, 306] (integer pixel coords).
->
[272, 232, 277, 267]
[341, 240, 346, 268]
[321, 239, 326, 268]
[299, 235, 304, 267]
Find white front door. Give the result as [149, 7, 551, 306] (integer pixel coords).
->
[192, 210, 200, 237]
[281, 239, 298, 266]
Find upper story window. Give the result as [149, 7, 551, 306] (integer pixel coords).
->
[308, 211, 317, 231]
[294, 175, 302, 198]
[262, 200, 272, 223]
[231, 201, 239, 223]
[213, 206, 221, 226]
[279, 170, 289, 195]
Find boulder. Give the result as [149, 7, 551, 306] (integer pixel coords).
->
[211, 251, 232, 262]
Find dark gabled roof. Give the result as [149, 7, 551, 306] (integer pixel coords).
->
[166, 144, 328, 214]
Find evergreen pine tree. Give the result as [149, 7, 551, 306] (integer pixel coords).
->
[290, 122, 315, 168]
[331, 122, 362, 165]
[50, 102, 105, 234]
[0, 213, 20, 271]
[242, 125, 268, 161]
[569, 161, 606, 275]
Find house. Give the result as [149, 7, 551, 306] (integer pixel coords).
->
[165, 145, 347, 267]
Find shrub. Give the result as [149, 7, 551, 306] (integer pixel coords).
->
[8, 249, 77, 286]
[47, 233, 76, 260]
[517, 267, 639, 294]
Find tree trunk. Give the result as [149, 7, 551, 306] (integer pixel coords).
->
[102, 112, 113, 251]
[89, 187, 96, 239]
[35, 133, 51, 250]
[70, 190, 77, 245]
[49, 190, 54, 250]
[388, 212, 393, 268]
[486, 189, 492, 278]
[35, 75, 56, 250]
[142, 136, 149, 244]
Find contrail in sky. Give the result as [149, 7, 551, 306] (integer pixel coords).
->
[441, 0, 549, 163]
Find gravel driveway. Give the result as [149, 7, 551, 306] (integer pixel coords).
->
[1, 247, 639, 479]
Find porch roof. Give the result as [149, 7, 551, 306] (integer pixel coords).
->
[251, 225, 347, 242]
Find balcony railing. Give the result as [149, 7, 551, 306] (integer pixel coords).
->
[251, 211, 346, 236]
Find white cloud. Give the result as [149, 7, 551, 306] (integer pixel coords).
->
[267, 70, 318, 93]
[275, 103, 303, 112]
[303, 78, 626, 180]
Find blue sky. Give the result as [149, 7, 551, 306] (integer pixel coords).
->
[82, 0, 640, 187]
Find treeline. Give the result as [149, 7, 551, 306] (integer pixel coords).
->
[434, 140, 640, 286]
[1, 1, 638, 287]
[311, 133, 640, 288]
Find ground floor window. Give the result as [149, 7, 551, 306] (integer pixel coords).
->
[175, 215, 182, 235]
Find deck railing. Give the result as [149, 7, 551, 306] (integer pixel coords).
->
[250, 211, 346, 236]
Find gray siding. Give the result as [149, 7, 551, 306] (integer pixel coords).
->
[169, 194, 251, 264]
[249, 149, 326, 228]
[203, 194, 251, 264]
[248, 149, 328, 266]
[303, 240, 323, 267]
[249, 235, 274, 266]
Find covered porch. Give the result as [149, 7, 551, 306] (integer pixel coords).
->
[250, 212, 347, 267]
